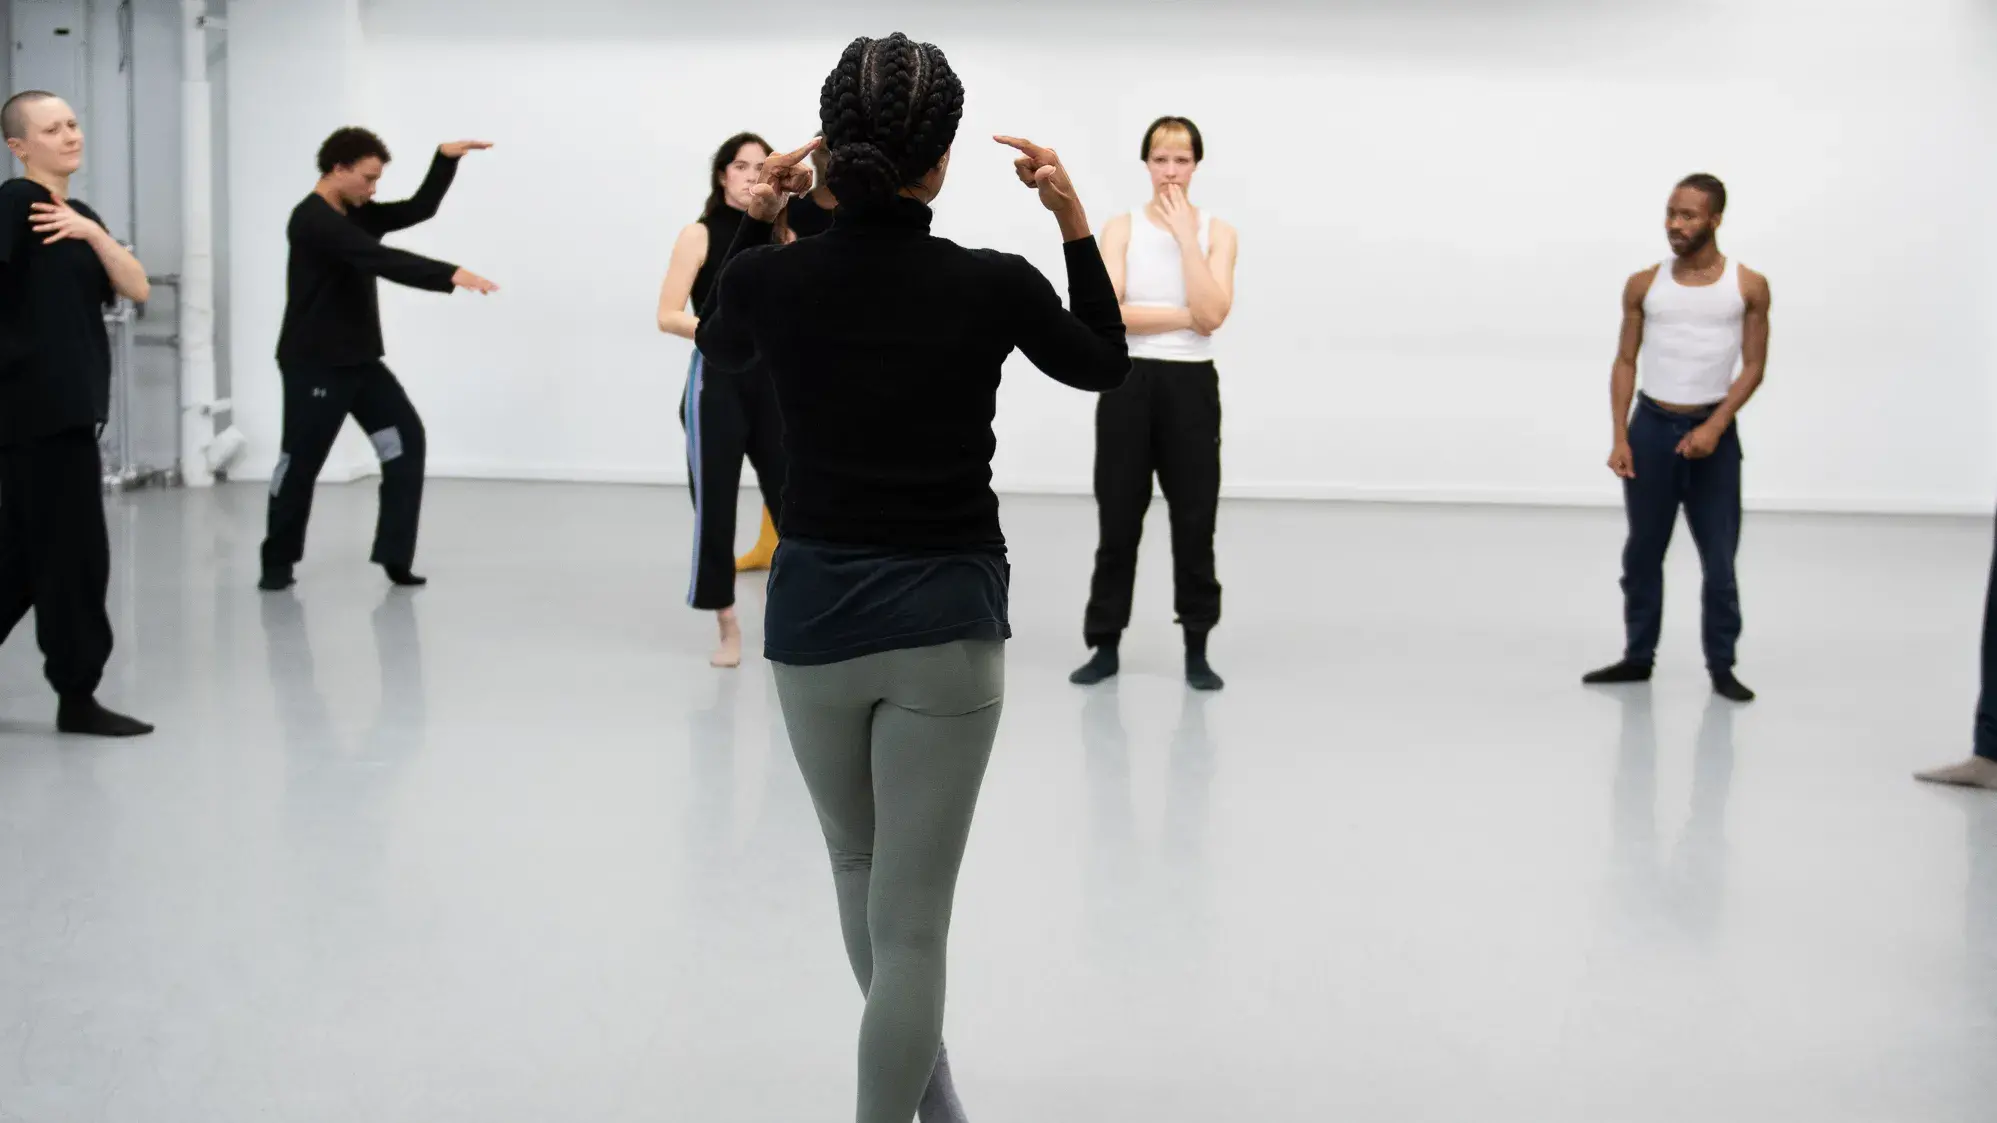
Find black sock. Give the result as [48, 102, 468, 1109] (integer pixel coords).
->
[382, 564, 427, 587]
[57, 696, 154, 738]
[1069, 636, 1120, 685]
[1185, 629, 1224, 691]
[1582, 659, 1653, 685]
[1712, 669, 1756, 703]
[258, 565, 296, 592]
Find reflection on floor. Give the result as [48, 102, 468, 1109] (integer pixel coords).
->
[0, 481, 1990, 1122]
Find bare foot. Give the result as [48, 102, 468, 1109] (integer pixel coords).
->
[711, 608, 743, 669]
[1914, 757, 1997, 790]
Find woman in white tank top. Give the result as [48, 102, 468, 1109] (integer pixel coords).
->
[1071, 116, 1241, 692]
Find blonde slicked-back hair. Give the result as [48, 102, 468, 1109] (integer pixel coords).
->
[1140, 116, 1204, 163]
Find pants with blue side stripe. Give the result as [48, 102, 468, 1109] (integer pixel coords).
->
[680, 351, 785, 610]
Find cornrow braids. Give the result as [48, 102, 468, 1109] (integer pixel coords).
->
[819, 33, 964, 212]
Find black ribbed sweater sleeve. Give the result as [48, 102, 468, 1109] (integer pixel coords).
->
[353, 151, 460, 236]
[1011, 236, 1129, 391]
[290, 200, 458, 293]
[693, 215, 776, 371]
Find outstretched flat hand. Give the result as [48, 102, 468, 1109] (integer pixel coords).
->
[30, 199, 100, 245]
[438, 140, 494, 158]
[452, 267, 499, 294]
[994, 135, 1077, 213]
[747, 136, 823, 222]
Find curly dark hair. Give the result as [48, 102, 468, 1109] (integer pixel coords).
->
[317, 127, 391, 175]
[818, 33, 964, 212]
[702, 131, 773, 221]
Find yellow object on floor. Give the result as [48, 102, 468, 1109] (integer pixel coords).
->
[735, 506, 778, 572]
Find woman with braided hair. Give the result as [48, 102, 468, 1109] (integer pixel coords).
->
[696, 33, 1128, 1123]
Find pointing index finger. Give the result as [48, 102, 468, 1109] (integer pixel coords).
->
[769, 136, 823, 168]
[993, 135, 1051, 161]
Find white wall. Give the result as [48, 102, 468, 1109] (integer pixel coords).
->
[218, 0, 1994, 514]
[1979, 1, 1997, 500]
[226, 0, 380, 482]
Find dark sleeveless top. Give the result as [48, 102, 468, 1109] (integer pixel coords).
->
[690, 205, 750, 318]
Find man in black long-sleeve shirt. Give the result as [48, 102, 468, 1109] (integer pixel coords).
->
[259, 127, 497, 591]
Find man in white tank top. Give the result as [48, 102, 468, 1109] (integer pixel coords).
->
[1069, 116, 1239, 691]
[1583, 174, 1772, 702]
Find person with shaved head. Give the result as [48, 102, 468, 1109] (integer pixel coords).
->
[0, 90, 154, 736]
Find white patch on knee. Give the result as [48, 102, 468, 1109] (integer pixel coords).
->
[270, 454, 291, 497]
[369, 427, 405, 463]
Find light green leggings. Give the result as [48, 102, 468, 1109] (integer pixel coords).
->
[773, 639, 1003, 1123]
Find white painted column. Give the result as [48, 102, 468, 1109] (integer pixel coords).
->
[177, 0, 216, 486]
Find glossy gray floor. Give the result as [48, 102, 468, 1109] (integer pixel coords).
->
[0, 481, 1992, 1122]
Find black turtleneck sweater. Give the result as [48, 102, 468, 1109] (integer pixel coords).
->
[785, 194, 836, 239]
[696, 196, 1128, 551]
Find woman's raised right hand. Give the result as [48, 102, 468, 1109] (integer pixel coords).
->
[748, 136, 824, 223]
[994, 135, 1078, 214]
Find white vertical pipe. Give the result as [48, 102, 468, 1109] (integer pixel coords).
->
[119, 0, 136, 248]
[178, 0, 215, 487]
[75, 0, 94, 203]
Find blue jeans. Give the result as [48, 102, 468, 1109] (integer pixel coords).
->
[1620, 395, 1743, 671]
[1976, 510, 1996, 761]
